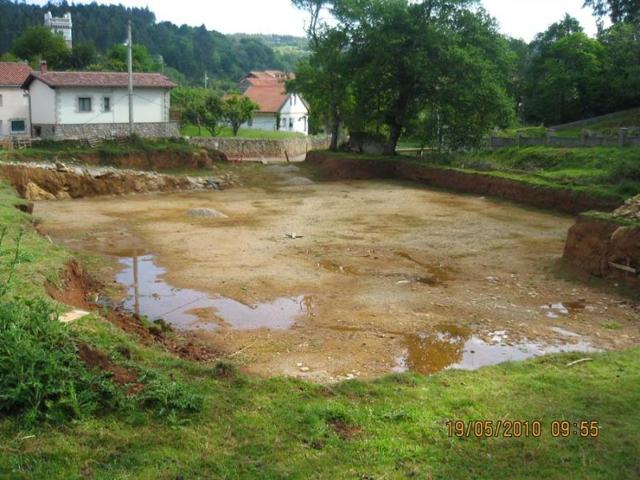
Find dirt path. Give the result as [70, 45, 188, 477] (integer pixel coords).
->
[36, 169, 640, 382]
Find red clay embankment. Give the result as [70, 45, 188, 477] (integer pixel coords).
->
[305, 151, 622, 214]
[563, 216, 640, 288]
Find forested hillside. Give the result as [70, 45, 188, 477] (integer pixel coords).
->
[0, 0, 291, 84]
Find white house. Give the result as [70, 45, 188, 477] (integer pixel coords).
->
[22, 65, 179, 140]
[240, 71, 309, 135]
[0, 62, 32, 139]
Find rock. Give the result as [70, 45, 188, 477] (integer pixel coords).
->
[285, 176, 314, 186]
[613, 194, 640, 220]
[24, 182, 55, 201]
[55, 161, 70, 173]
[187, 208, 228, 218]
[59, 309, 90, 324]
[55, 191, 72, 200]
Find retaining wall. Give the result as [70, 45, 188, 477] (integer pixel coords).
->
[34, 122, 181, 141]
[189, 136, 330, 161]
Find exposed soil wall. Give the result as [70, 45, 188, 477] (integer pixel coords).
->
[0, 162, 229, 200]
[305, 151, 622, 214]
[5, 148, 227, 171]
[563, 216, 640, 289]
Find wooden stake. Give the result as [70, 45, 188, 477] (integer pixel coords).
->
[133, 252, 140, 318]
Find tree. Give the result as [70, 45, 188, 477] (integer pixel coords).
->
[69, 42, 97, 69]
[172, 87, 224, 136]
[598, 22, 640, 111]
[584, 0, 640, 26]
[290, 28, 353, 150]
[523, 17, 605, 124]
[11, 26, 70, 69]
[101, 44, 161, 72]
[222, 96, 259, 136]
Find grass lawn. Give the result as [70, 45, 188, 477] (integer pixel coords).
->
[393, 146, 640, 200]
[1, 179, 639, 478]
[181, 124, 306, 140]
[0, 138, 199, 164]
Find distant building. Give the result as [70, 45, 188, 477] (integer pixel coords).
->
[44, 11, 73, 49]
[239, 71, 309, 135]
[22, 63, 179, 140]
[0, 62, 32, 138]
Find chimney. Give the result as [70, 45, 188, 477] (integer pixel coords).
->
[40, 61, 48, 74]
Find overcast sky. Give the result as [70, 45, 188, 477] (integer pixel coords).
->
[32, 0, 599, 41]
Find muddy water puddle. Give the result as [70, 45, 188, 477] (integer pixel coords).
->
[116, 255, 310, 331]
[393, 325, 598, 375]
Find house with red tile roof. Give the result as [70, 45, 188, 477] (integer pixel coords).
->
[0, 62, 32, 138]
[240, 71, 309, 135]
[21, 63, 178, 140]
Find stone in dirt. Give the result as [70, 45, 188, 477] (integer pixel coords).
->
[613, 194, 640, 221]
[56, 190, 72, 200]
[59, 309, 90, 323]
[284, 176, 314, 186]
[25, 181, 56, 201]
[188, 208, 228, 218]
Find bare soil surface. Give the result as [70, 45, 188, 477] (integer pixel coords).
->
[36, 168, 640, 382]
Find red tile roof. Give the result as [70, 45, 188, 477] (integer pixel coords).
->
[243, 84, 290, 113]
[0, 62, 33, 86]
[23, 71, 176, 89]
[240, 71, 293, 113]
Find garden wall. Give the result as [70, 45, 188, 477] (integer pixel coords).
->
[189, 136, 330, 161]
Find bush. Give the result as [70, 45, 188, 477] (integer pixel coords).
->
[0, 300, 119, 424]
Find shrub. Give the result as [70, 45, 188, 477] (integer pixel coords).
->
[0, 300, 119, 424]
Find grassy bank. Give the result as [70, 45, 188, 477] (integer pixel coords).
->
[182, 124, 306, 140]
[0, 138, 199, 165]
[2, 315, 639, 479]
[396, 146, 640, 200]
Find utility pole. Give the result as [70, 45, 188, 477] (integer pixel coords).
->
[127, 20, 134, 137]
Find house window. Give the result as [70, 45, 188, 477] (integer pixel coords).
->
[289, 119, 293, 129]
[0, 94, 3, 107]
[10, 119, 26, 134]
[281, 117, 287, 128]
[102, 97, 112, 113]
[78, 97, 92, 113]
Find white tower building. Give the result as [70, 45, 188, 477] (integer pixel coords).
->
[44, 12, 73, 49]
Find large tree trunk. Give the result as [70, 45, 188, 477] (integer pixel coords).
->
[330, 104, 340, 151]
[385, 123, 402, 155]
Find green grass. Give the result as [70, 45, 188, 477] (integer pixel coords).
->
[0, 138, 199, 165]
[0, 183, 71, 301]
[555, 108, 640, 137]
[181, 124, 306, 140]
[1, 311, 639, 479]
[392, 146, 640, 200]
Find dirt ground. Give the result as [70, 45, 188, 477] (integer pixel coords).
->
[36, 165, 640, 382]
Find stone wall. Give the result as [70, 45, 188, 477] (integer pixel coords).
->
[33, 122, 181, 140]
[189, 135, 330, 161]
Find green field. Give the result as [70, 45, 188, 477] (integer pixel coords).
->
[181, 124, 306, 140]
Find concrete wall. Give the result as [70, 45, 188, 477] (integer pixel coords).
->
[189, 135, 330, 161]
[34, 121, 180, 140]
[29, 79, 170, 129]
[29, 80, 56, 125]
[0, 87, 30, 137]
[245, 113, 278, 132]
[56, 86, 169, 124]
